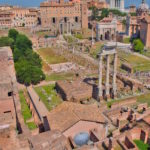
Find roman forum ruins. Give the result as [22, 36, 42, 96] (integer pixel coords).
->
[98, 44, 117, 100]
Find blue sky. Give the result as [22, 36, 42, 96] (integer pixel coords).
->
[0, 0, 149, 8]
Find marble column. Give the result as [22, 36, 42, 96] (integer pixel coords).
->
[102, 29, 105, 40]
[59, 24, 61, 34]
[70, 22, 72, 35]
[63, 23, 64, 34]
[98, 55, 103, 99]
[67, 22, 68, 34]
[113, 53, 117, 96]
[105, 55, 110, 97]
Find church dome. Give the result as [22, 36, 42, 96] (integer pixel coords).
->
[74, 132, 89, 146]
[139, 0, 149, 10]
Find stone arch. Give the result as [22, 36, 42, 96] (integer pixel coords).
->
[105, 31, 110, 40]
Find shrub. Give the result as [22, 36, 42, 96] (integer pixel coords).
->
[133, 39, 144, 53]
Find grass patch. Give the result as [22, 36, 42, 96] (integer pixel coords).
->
[107, 99, 120, 108]
[137, 93, 150, 106]
[134, 140, 150, 150]
[26, 122, 37, 130]
[114, 144, 123, 150]
[90, 42, 103, 58]
[46, 72, 74, 81]
[41, 60, 51, 73]
[82, 28, 96, 39]
[123, 37, 130, 44]
[34, 84, 62, 111]
[19, 90, 32, 121]
[36, 31, 52, 37]
[63, 35, 77, 43]
[19, 90, 37, 130]
[74, 34, 83, 39]
[107, 97, 136, 109]
[37, 48, 67, 64]
[119, 51, 150, 72]
[142, 48, 150, 58]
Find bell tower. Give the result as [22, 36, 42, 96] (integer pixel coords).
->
[81, 2, 88, 29]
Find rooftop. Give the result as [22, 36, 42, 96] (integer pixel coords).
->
[47, 102, 106, 132]
[28, 130, 71, 150]
[56, 79, 93, 101]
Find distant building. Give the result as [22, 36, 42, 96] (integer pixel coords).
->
[0, 6, 39, 28]
[12, 8, 39, 27]
[108, 0, 124, 12]
[126, 15, 141, 37]
[136, 0, 149, 16]
[0, 10, 14, 28]
[126, 0, 150, 47]
[40, 0, 88, 35]
[0, 5, 12, 11]
[129, 5, 136, 14]
[87, 0, 108, 9]
[140, 16, 150, 48]
[96, 14, 123, 41]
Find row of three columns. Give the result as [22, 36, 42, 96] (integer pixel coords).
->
[98, 53, 117, 100]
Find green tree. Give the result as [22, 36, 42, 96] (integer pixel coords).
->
[0, 37, 14, 47]
[15, 34, 32, 51]
[122, 19, 126, 26]
[109, 9, 127, 17]
[130, 12, 136, 16]
[6, 29, 45, 85]
[8, 29, 19, 41]
[91, 6, 99, 20]
[25, 50, 42, 68]
[98, 8, 109, 20]
[15, 59, 45, 85]
[133, 39, 144, 53]
[13, 47, 24, 62]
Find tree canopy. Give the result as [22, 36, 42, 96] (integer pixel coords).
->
[7, 29, 45, 85]
[8, 29, 19, 41]
[90, 8, 127, 21]
[0, 36, 14, 47]
[91, 6, 99, 20]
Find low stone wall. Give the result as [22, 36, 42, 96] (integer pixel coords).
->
[121, 63, 133, 73]
[111, 97, 137, 109]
